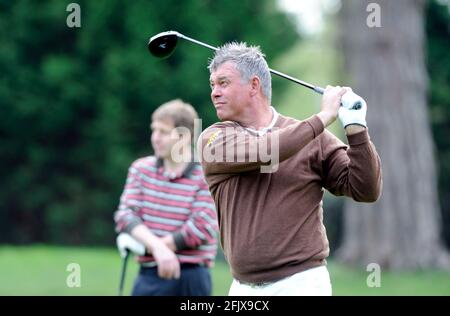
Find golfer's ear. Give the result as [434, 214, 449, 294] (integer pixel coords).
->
[250, 76, 261, 96]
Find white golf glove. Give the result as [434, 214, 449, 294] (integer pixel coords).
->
[338, 90, 367, 128]
[116, 233, 146, 258]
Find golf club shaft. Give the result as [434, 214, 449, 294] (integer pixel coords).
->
[118, 250, 130, 296]
[269, 69, 324, 94]
[178, 33, 325, 95]
[178, 33, 218, 52]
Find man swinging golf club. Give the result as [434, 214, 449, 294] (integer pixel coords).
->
[197, 42, 382, 296]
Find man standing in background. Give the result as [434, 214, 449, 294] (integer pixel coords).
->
[115, 99, 219, 296]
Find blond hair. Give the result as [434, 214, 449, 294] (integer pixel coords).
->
[152, 99, 198, 137]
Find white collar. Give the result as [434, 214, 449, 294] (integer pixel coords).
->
[244, 106, 279, 136]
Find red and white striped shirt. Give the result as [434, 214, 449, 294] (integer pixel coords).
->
[114, 156, 219, 267]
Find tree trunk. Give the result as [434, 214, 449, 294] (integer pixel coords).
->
[335, 0, 449, 269]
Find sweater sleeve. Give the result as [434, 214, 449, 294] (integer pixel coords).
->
[113, 162, 144, 234]
[198, 115, 324, 178]
[321, 129, 382, 202]
[171, 181, 219, 250]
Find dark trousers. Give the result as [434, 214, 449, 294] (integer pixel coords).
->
[131, 264, 212, 296]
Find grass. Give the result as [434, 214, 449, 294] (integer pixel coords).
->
[0, 245, 449, 296]
[0, 245, 231, 296]
[330, 263, 450, 296]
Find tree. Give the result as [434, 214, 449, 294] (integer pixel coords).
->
[426, 0, 450, 249]
[335, 0, 449, 269]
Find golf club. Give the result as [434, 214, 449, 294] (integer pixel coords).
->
[118, 250, 130, 296]
[148, 31, 324, 94]
[116, 233, 146, 296]
[147, 31, 364, 110]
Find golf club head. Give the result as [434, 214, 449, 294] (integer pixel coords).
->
[148, 31, 179, 58]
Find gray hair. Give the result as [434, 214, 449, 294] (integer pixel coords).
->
[208, 42, 272, 102]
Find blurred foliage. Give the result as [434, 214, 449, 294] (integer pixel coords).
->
[0, 0, 299, 245]
[426, 0, 450, 246]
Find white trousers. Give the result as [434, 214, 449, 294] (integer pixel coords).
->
[228, 266, 332, 296]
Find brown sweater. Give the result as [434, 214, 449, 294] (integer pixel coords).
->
[197, 113, 382, 283]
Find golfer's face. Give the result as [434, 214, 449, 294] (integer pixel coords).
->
[150, 119, 178, 159]
[210, 61, 251, 121]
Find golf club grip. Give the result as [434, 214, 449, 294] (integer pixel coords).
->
[313, 86, 325, 94]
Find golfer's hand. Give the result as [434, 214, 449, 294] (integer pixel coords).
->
[338, 88, 367, 133]
[318, 86, 349, 127]
[152, 243, 180, 280]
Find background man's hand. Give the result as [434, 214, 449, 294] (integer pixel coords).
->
[116, 233, 146, 258]
[151, 241, 181, 280]
[130, 224, 180, 280]
[160, 234, 177, 251]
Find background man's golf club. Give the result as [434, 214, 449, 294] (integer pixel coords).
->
[116, 233, 147, 296]
[118, 250, 129, 296]
[147, 31, 363, 110]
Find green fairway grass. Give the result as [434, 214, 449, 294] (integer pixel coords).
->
[0, 245, 449, 295]
[0, 245, 231, 296]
